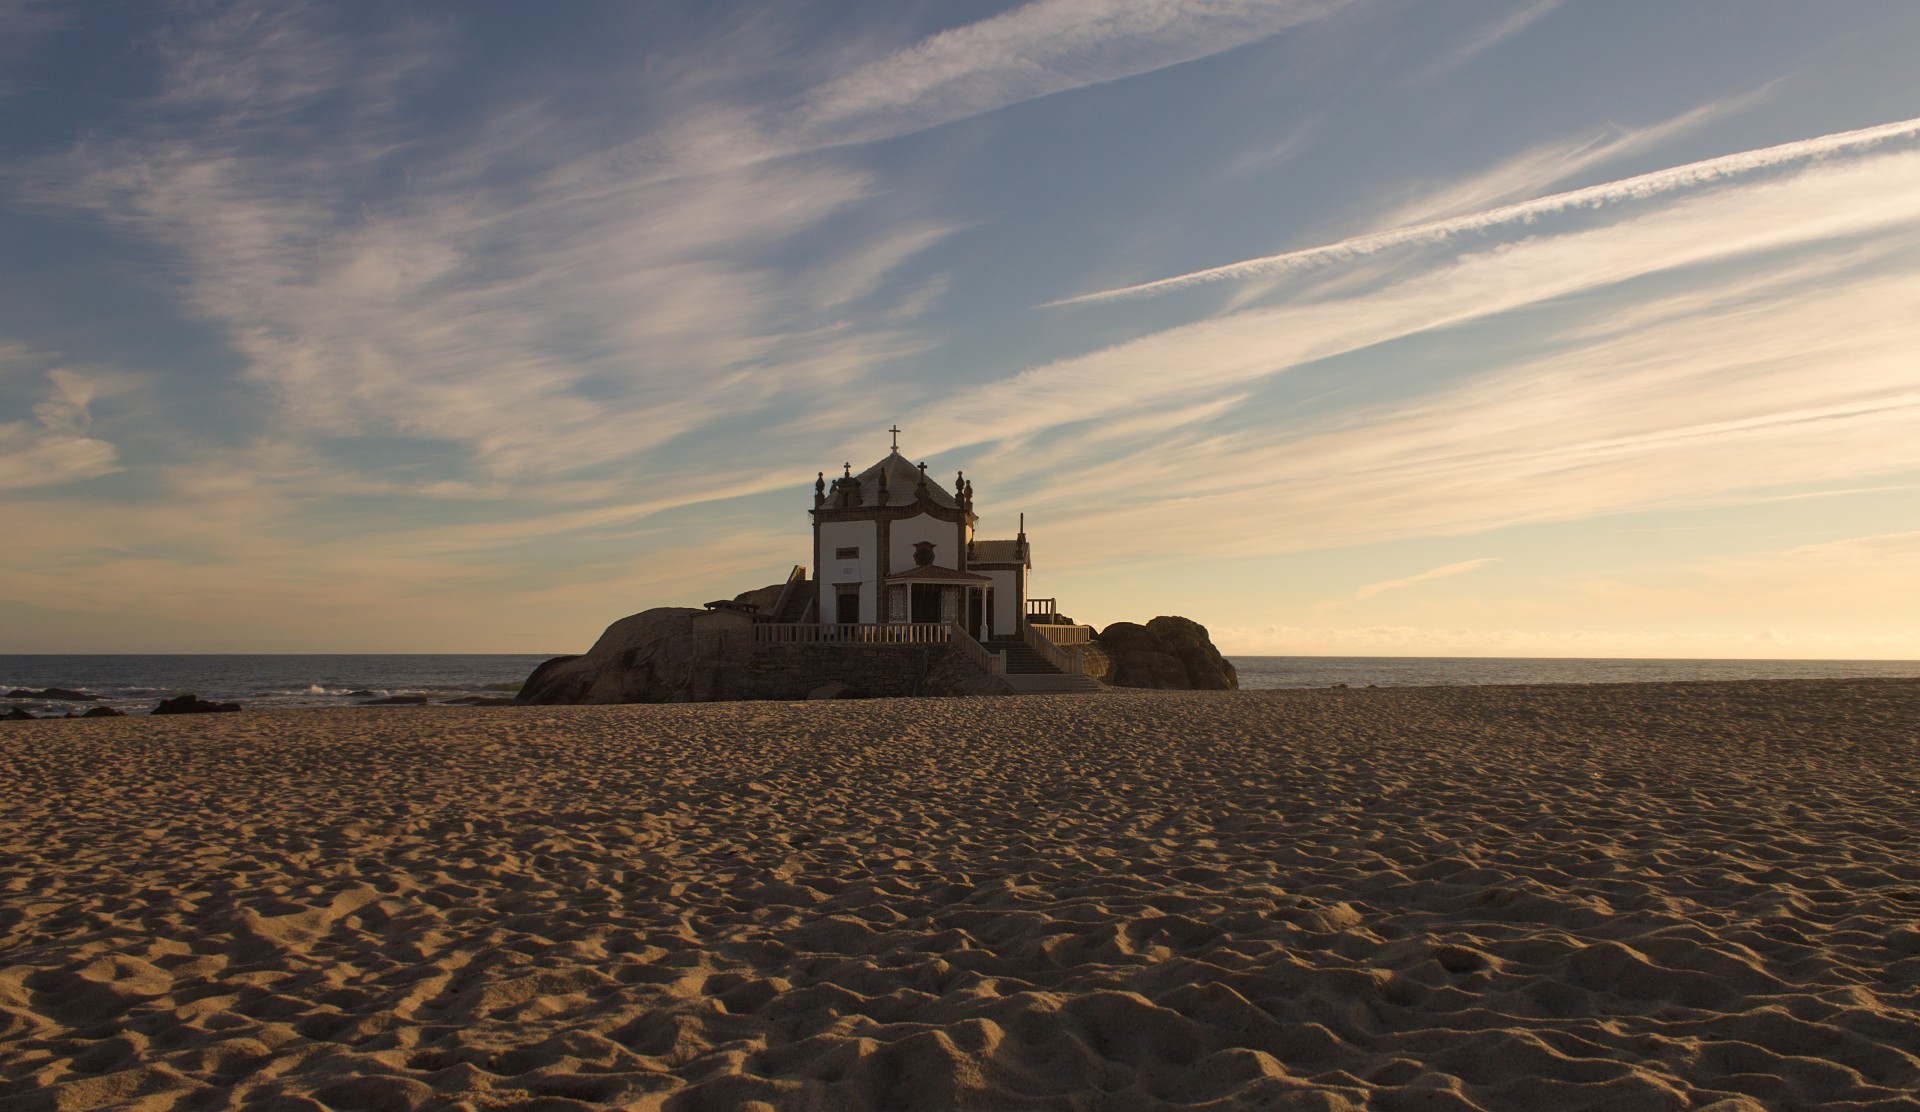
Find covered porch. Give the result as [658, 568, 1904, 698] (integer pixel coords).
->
[883, 565, 994, 640]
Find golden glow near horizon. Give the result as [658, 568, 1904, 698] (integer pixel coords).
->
[0, 1, 1916, 656]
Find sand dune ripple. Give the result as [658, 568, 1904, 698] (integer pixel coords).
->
[3, 680, 1919, 1109]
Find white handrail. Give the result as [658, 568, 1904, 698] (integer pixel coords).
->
[753, 623, 951, 644]
[1023, 622, 1082, 675]
[950, 623, 1007, 675]
[1032, 624, 1093, 646]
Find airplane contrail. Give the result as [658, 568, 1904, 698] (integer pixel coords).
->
[1045, 114, 1920, 307]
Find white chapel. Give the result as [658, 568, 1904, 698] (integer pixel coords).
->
[809, 429, 1031, 640]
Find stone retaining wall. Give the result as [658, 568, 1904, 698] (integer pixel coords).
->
[698, 643, 1006, 701]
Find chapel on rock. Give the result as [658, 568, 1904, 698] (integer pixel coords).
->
[809, 435, 1030, 640]
[699, 428, 1102, 694]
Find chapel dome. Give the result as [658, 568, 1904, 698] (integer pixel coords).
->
[851, 450, 960, 509]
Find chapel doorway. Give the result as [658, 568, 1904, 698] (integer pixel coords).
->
[910, 583, 941, 624]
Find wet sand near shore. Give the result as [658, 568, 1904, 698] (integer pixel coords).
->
[3, 681, 1919, 1110]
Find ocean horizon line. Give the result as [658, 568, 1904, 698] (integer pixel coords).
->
[4, 651, 1919, 663]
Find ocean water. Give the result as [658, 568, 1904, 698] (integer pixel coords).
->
[0, 654, 554, 715]
[4, 653, 1917, 715]
[1231, 656, 1920, 690]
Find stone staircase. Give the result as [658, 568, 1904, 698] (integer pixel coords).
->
[989, 638, 1106, 695]
[766, 566, 815, 623]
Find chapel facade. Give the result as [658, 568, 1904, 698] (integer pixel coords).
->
[810, 433, 1030, 640]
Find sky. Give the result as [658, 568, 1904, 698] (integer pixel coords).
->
[2, 0, 1918, 658]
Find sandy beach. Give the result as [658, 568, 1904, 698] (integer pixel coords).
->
[3, 681, 1918, 1111]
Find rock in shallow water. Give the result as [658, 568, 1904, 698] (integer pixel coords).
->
[7, 687, 98, 701]
[151, 694, 242, 715]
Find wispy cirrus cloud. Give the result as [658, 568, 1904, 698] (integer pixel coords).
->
[1398, 0, 1562, 86]
[1306, 558, 1503, 617]
[912, 139, 1920, 474]
[21, 3, 948, 485]
[0, 367, 118, 490]
[1351, 558, 1499, 601]
[1046, 114, 1920, 306]
[1371, 90, 1773, 229]
[14, 0, 1356, 495]
[629, 0, 1354, 183]
[1025, 242, 1920, 567]
[792, 0, 1348, 149]
[19, 0, 1348, 492]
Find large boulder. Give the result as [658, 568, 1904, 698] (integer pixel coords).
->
[1095, 616, 1237, 690]
[515, 607, 752, 705]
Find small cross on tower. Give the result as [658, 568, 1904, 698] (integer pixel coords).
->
[889, 424, 901, 451]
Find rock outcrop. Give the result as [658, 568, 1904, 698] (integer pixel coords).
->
[518, 593, 1236, 705]
[151, 694, 242, 715]
[516, 608, 720, 705]
[515, 599, 1007, 704]
[8, 687, 97, 701]
[1094, 616, 1237, 691]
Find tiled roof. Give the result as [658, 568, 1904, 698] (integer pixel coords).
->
[884, 564, 993, 582]
[852, 450, 960, 509]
